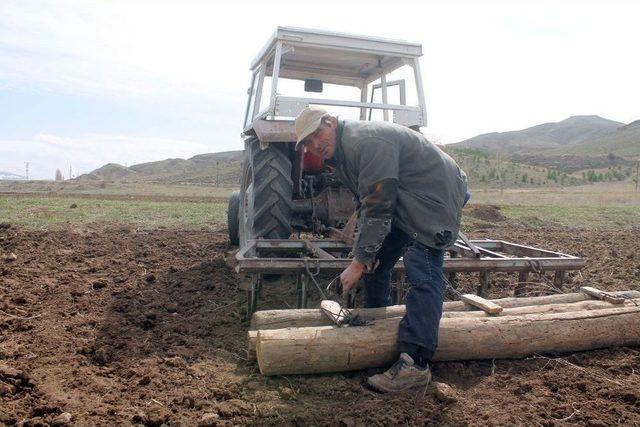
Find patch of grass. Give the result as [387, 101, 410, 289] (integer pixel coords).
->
[0, 196, 227, 229]
[500, 205, 640, 228]
[0, 180, 237, 198]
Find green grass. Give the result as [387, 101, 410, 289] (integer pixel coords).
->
[500, 205, 640, 228]
[0, 196, 227, 229]
[0, 180, 236, 198]
[2, 187, 639, 231]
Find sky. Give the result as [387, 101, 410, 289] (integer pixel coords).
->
[1, 0, 639, 179]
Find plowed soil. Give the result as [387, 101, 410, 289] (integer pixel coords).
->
[1, 220, 639, 426]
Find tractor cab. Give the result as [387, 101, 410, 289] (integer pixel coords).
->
[243, 26, 428, 138]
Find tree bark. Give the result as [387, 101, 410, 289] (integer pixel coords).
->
[247, 298, 640, 363]
[249, 291, 640, 330]
[256, 306, 640, 375]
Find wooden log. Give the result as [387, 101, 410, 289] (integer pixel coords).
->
[460, 294, 503, 314]
[446, 290, 639, 311]
[247, 330, 258, 362]
[580, 286, 625, 304]
[320, 300, 349, 326]
[247, 298, 640, 361]
[443, 298, 640, 318]
[249, 290, 640, 330]
[256, 306, 640, 375]
[250, 305, 407, 330]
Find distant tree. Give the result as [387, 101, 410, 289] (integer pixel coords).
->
[612, 169, 625, 181]
[55, 169, 64, 181]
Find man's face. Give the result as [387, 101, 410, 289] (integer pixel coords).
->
[303, 117, 337, 159]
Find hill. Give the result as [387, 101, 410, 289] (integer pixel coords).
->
[0, 171, 26, 180]
[546, 120, 640, 157]
[77, 151, 243, 185]
[444, 147, 583, 188]
[449, 115, 639, 174]
[78, 114, 638, 190]
[451, 115, 624, 155]
[77, 163, 136, 181]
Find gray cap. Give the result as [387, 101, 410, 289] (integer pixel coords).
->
[294, 106, 330, 150]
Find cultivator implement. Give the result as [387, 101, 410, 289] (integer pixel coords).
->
[235, 237, 586, 318]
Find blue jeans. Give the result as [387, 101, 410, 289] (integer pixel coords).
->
[363, 226, 445, 362]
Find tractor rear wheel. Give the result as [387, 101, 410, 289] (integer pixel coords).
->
[227, 190, 240, 246]
[238, 137, 293, 247]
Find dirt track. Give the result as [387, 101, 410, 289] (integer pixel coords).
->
[1, 219, 639, 426]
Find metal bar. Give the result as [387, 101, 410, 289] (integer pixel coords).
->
[276, 96, 419, 111]
[478, 271, 490, 297]
[475, 247, 509, 258]
[303, 241, 336, 260]
[466, 240, 503, 250]
[236, 240, 257, 260]
[243, 70, 257, 128]
[497, 241, 577, 259]
[412, 57, 427, 126]
[380, 67, 389, 121]
[363, 58, 410, 85]
[246, 274, 260, 319]
[518, 271, 529, 283]
[252, 64, 267, 121]
[268, 41, 283, 115]
[457, 232, 480, 257]
[359, 84, 367, 120]
[553, 270, 566, 289]
[253, 239, 351, 249]
[456, 244, 509, 259]
[237, 257, 586, 274]
[296, 274, 308, 308]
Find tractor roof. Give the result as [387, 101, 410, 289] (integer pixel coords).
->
[250, 27, 423, 86]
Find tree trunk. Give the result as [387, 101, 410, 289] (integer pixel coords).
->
[247, 298, 640, 363]
[249, 291, 640, 330]
[255, 306, 640, 375]
[250, 306, 406, 330]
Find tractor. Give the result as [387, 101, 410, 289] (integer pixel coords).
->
[227, 27, 428, 247]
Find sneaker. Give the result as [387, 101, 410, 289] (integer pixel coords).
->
[367, 353, 432, 393]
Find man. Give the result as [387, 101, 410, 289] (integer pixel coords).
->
[294, 106, 468, 393]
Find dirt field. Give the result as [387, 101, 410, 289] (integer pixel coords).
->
[1, 204, 639, 425]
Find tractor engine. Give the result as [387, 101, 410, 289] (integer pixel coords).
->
[291, 151, 357, 234]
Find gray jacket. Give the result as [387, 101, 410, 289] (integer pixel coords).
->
[333, 120, 468, 265]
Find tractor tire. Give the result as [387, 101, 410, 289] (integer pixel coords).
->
[239, 137, 293, 247]
[227, 190, 240, 246]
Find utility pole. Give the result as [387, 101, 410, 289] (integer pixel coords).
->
[216, 161, 220, 187]
[69, 165, 72, 180]
[24, 162, 29, 180]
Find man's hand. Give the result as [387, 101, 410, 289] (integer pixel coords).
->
[340, 260, 365, 293]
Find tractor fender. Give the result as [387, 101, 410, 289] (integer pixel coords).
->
[248, 119, 296, 149]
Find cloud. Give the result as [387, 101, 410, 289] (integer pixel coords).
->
[0, 134, 209, 180]
[0, 0, 254, 101]
[1, 0, 639, 149]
